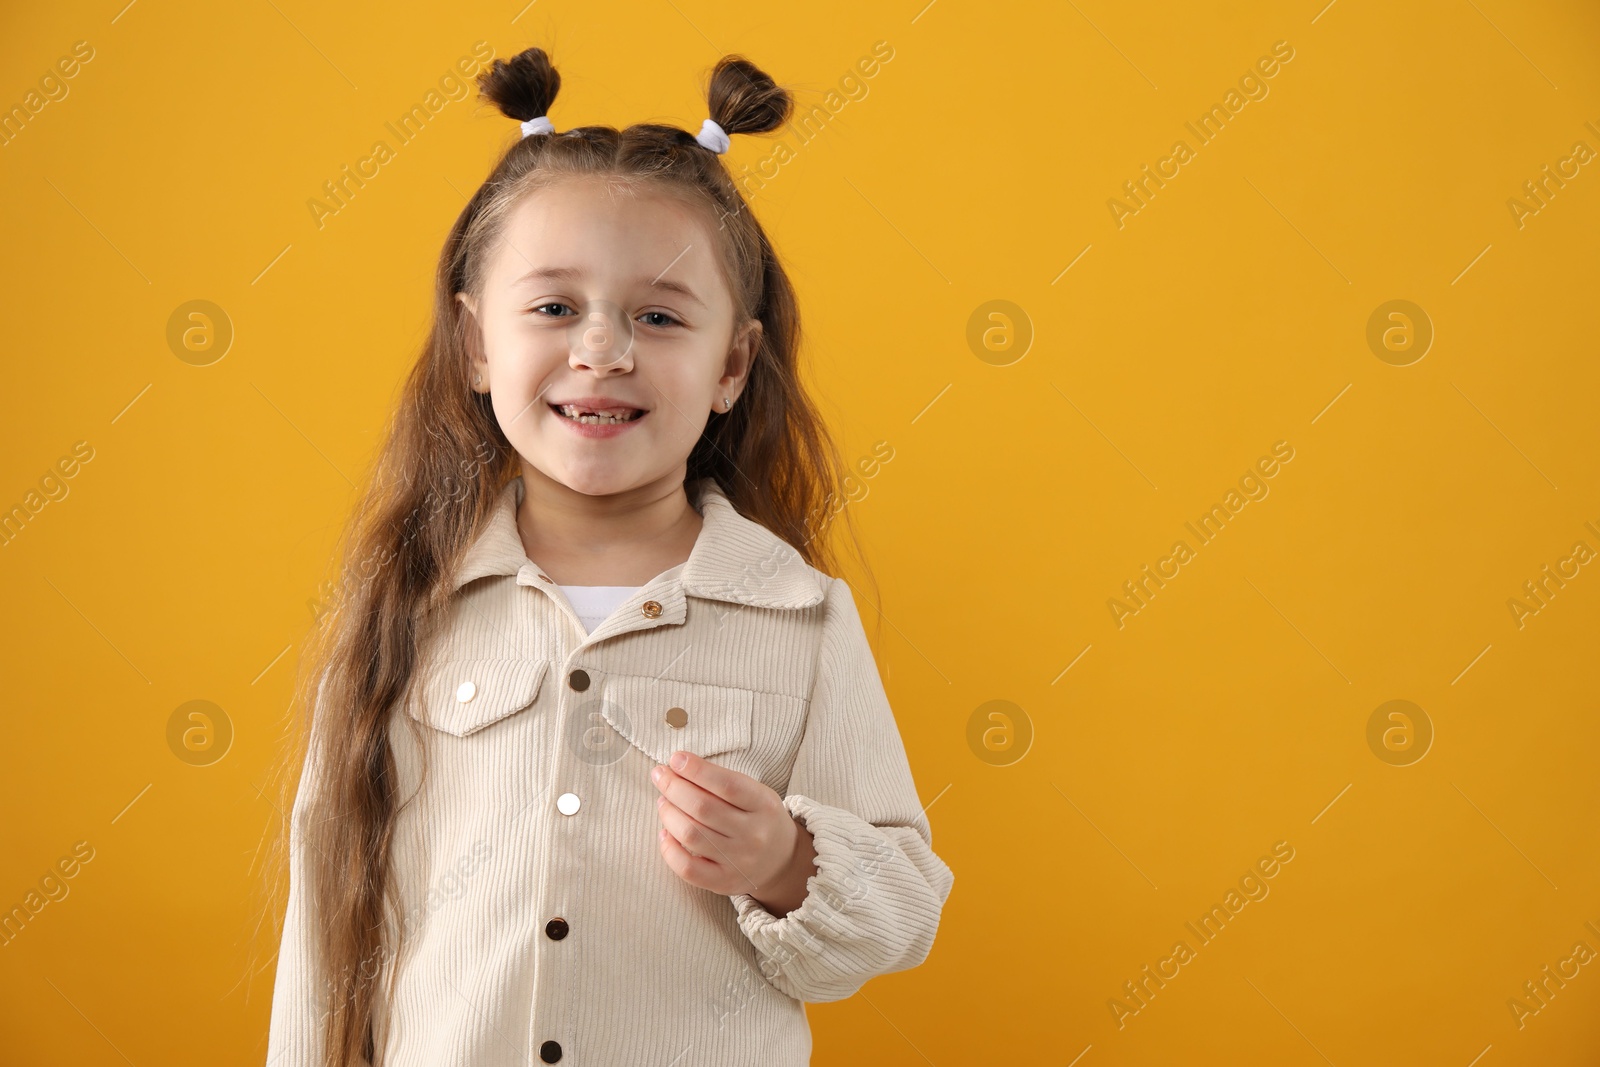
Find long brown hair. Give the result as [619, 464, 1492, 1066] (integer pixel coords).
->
[255, 46, 879, 1067]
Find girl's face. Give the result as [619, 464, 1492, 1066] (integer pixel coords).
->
[457, 175, 760, 499]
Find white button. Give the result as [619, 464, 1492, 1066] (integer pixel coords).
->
[556, 792, 581, 815]
[456, 680, 476, 703]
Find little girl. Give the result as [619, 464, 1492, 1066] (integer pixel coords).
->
[265, 46, 953, 1067]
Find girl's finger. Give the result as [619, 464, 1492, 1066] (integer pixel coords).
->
[656, 796, 729, 859]
[652, 765, 743, 834]
[657, 826, 721, 888]
[663, 751, 758, 811]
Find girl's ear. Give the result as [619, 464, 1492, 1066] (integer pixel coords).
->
[722, 318, 762, 393]
[456, 292, 489, 390]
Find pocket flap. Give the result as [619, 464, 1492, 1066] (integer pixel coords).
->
[595, 672, 753, 765]
[410, 658, 550, 737]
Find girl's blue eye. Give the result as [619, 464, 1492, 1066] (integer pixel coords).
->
[638, 311, 679, 328]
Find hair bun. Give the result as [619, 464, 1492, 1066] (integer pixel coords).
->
[706, 55, 791, 137]
[478, 47, 561, 125]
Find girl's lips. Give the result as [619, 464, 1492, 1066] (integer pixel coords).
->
[549, 403, 647, 439]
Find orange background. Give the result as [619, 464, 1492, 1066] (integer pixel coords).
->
[3, 1, 1599, 1064]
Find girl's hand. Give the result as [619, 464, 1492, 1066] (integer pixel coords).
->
[651, 750, 818, 917]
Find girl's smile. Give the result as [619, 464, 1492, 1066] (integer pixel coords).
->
[548, 395, 650, 438]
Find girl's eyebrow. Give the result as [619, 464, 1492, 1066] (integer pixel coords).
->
[514, 265, 705, 308]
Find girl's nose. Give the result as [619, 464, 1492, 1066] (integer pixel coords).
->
[567, 299, 635, 372]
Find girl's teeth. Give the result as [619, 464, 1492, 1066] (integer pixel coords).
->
[558, 405, 639, 424]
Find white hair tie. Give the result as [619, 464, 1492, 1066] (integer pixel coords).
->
[520, 115, 555, 138]
[695, 118, 730, 154]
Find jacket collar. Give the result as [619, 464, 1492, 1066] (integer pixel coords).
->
[448, 474, 825, 611]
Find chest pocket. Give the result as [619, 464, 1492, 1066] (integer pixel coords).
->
[409, 657, 550, 737]
[594, 671, 753, 766]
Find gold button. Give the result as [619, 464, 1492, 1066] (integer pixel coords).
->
[641, 600, 662, 619]
[665, 707, 688, 729]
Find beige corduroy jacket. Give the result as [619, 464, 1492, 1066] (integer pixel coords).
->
[266, 474, 955, 1066]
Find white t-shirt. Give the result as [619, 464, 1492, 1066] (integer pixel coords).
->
[557, 585, 642, 635]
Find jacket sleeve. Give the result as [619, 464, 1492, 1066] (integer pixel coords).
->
[728, 575, 955, 1003]
[266, 672, 351, 1066]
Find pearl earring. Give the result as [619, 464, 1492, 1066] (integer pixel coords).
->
[475, 374, 482, 386]
[722, 397, 731, 410]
